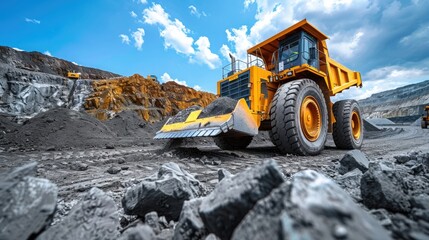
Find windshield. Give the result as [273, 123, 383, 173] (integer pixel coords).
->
[280, 40, 299, 63]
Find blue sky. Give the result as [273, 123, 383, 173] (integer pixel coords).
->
[1, 0, 428, 99]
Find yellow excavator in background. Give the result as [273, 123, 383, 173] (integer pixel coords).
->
[422, 106, 429, 129]
[155, 19, 364, 156]
[67, 71, 81, 79]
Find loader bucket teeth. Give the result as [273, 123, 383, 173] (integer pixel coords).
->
[154, 99, 258, 139]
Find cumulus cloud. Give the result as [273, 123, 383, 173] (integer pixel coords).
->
[189, 5, 206, 18]
[13, 47, 24, 52]
[139, 0, 147, 4]
[119, 34, 130, 45]
[143, 3, 220, 69]
[143, 3, 194, 54]
[131, 28, 145, 50]
[130, 11, 137, 18]
[25, 18, 40, 24]
[72, 62, 79, 66]
[160, 72, 188, 86]
[194, 85, 202, 91]
[191, 37, 221, 69]
[43, 51, 52, 56]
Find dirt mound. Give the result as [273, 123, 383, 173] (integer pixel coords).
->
[0, 114, 18, 133]
[167, 106, 202, 124]
[198, 97, 238, 119]
[105, 110, 156, 138]
[2, 108, 117, 150]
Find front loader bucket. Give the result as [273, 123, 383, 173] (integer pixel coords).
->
[154, 99, 258, 139]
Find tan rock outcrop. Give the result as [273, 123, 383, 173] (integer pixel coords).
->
[84, 74, 216, 122]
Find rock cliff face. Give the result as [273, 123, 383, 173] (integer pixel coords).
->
[0, 46, 217, 123]
[0, 46, 120, 79]
[84, 74, 216, 122]
[359, 80, 429, 119]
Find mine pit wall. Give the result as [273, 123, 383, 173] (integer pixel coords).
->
[0, 64, 93, 122]
[0, 66, 216, 123]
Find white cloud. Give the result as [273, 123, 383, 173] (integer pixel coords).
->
[334, 64, 429, 101]
[220, 44, 231, 60]
[143, 4, 194, 55]
[189, 5, 206, 18]
[139, 0, 147, 4]
[131, 28, 145, 50]
[25, 18, 40, 24]
[142, 3, 220, 69]
[160, 72, 188, 86]
[119, 34, 131, 45]
[72, 62, 79, 66]
[191, 37, 221, 69]
[43, 51, 52, 56]
[12, 47, 24, 52]
[329, 30, 364, 60]
[130, 11, 137, 18]
[194, 85, 202, 91]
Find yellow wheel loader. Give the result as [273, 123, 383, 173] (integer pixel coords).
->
[155, 19, 364, 155]
[67, 71, 81, 79]
[422, 106, 429, 129]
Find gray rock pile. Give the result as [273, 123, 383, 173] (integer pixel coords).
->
[2, 107, 117, 150]
[0, 162, 58, 240]
[122, 162, 207, 221]
[333, 150, 429, 239]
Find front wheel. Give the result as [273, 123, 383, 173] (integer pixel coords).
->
[269, 79, 328, 156]
[332, 100, 364, 149]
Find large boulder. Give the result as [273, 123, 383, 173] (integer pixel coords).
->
[173, 198, 207, 240]
[37, 187, 119, 240]
[119, 225, 156, 240]
[338, 150, 370, 174]
[232, 170, 391, 240]
[122, 162, 206, 221]
[199, 159, 284, 240]
[361, 163, 411, 213]
[334, 168, 363, 202]
[0, 162, 58, 240]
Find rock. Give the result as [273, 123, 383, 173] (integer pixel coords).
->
[173, 198, 207, 240]
[119, 225, 155, 240]
[394, 154, 412, 164]
[199, 159, 284, 240]
[70, 161, 88, 171]
[145, 211, 161, 234]
[107, 165, 122, 174]
[232, 170, 391, 240]
[217, 168, 233, 182]
[361, 164, 411, 213]
[334, 168, 363, 202]
[405, 160, 419, 168]
[122, 162, 205, 221]
[410, 194, 429, 210]
[338, 150, 370, 174]
[37, 188, 120, 240]
[198, 97, 237, 119]
[205, 233, 220, 240]
[0, 162, 58, 240]
[369, 209, 393, 229]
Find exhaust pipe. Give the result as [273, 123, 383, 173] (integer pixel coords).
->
[229, 53, 236, 73]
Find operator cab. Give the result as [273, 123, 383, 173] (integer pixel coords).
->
[278, 31, 319, 73]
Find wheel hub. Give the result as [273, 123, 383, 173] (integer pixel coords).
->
[351, 111, 361, 140]
[300, 96, 321, 142]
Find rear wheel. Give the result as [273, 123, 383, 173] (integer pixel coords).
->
[269, 79, 328, 156]
[214, 135, 253, 150]
[333, 100, 363, 149]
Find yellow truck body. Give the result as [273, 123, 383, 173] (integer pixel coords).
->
[156, 19, 364, 155]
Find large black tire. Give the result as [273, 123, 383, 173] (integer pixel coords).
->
[333, 100, 364, 149]
[269, 79, 328, 156]
[422, 119, 428, 129]
[214, 135, 253, 150]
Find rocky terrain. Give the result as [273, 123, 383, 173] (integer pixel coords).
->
[1, 46, 429, 240]
[359, 80, 429, 121]
[0, 47, 216, 122]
